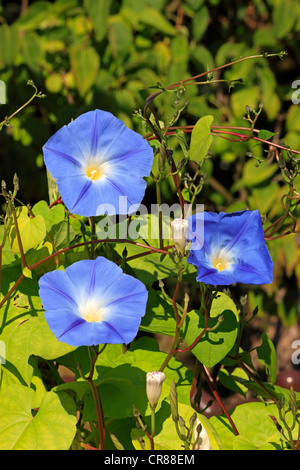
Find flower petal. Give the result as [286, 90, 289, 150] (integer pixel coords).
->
[38, 257, 148, 347]
[42, 110, 154, 217]
[187, 210, 274, 286]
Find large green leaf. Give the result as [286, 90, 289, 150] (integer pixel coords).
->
[0, 384, 77, 450]
[184, 292, 239, 368]
[1, 303, 75, 386]
[8, 206, 47, 255]
[210, 401, 297, 450]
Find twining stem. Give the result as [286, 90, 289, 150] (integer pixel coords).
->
[0, 81, 41, 130]
[79, 346, 106, 450]
[201, 364, 239, 436]
[88, 380, 105, 450]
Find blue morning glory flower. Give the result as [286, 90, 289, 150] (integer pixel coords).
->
[42, 109, 154, 217]
[38, 257, 148, 346]
[186, 210, 273, 286]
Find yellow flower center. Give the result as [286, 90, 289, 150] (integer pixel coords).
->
[85, 164, 103, 181]
[80, 299, 103, 323]
[212, 253, 232, 271]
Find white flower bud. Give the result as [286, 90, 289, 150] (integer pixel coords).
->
[193, 418, 212, 450]
[146, 371, 166, 410]
[170, 218, 189, 255]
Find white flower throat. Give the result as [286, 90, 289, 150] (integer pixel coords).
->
[80, 298, 104, 323]
[211, 248, 233, 272]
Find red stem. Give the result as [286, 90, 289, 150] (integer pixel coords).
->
[201, 364, 239, 436]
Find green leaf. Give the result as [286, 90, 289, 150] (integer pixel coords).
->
[8, 206, 47, 255]
[230, 87, 259, 118]
[15, 1, 54, 30]
[0, 226, 16, 267]
[258, 129, 276, 141]
[218, 368, 248, 397]
[0, 384, 77, 450]
[232, 435, 259, 450]
[184, 292, 239, 368]
[272, 0, 297, 39]
[108, 16, 133, 61]
[233, 158, 278, 189]
[0, 24, 20, 67]
[31, 200, 65, 232]
[174, 130, 190, 160]
[22, 267, 32, 279]
[84, 0, 111, 42]
[189, 115, 214, 163]
[69, 44, 100, 97]
[210, 402, 295, 450]
[256, 333, 277, 384]
[1, 306, 75, 386]
[21, 31, 44, 72]
[192, 6, 209, 41]
[139, 289, 177, 336]
[138, 8, 176, 36]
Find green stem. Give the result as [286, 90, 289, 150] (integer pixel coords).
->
[0, 81, 40, 130]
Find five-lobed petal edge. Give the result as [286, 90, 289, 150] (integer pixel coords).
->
[38, 257, 148, 347]
[42, 109, 154, 217]
[186, 209, 274, 286]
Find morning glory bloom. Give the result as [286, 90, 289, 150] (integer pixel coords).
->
[186, 210, 273, 286]
[38, 257, 148, 346]
[42, 109, 154, 217]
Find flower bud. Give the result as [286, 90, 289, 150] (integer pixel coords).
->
[146, 371, 166, 410]
[193, 418, 212, 450]
[170, 218, 189, 255]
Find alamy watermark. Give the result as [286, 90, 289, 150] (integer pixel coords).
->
[0, 80, 6, 104]
[95, 198, 204, 251]
[291, 80, 300, 104]
[291, 339, 300, 365]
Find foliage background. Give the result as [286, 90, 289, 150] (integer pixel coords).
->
[0, 0, 299, 373]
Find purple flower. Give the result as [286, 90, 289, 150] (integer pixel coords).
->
[38, 257, 148, 346]
[42, 109, 154, 217]
[186, 210, 274, 286]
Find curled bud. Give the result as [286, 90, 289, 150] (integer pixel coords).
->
[170, 218, 189, 256]
[146, 371, 166, 410]
[193, 418, 212, 450]
[13, 173, 19, 193]
[170, 379, 179, 423]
